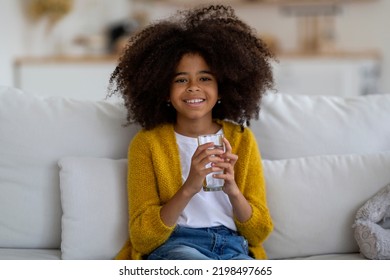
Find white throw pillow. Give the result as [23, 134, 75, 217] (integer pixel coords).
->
[253, 93, 390, 160]
[0, 86, 137, 249]
[262, 151, 390, 259]
[58, 157, 128, 260]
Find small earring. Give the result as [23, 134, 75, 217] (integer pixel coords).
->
[217, 99, 222, 104]
[166, 101, 171, 107]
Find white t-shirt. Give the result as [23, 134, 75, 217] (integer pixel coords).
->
[175, 131, 236, 231]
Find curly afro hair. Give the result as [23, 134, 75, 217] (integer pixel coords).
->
[109, 4, 275, 130]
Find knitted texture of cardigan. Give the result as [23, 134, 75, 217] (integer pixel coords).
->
[116, 120, 273, 260]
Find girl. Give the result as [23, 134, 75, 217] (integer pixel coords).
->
[109, 4, 274, 260]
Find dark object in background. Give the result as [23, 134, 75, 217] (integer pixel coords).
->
[107, 20, 138, 53]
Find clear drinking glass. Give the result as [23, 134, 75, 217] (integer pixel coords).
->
[197, 134, 226, 191]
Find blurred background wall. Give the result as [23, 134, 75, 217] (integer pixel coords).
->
[1, 0, 388, 98]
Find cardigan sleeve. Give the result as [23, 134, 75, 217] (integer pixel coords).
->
[233, 128, 273, 246]
[127, 131, 175, 256]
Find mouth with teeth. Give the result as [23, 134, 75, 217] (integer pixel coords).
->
[184, 98, 205, 105]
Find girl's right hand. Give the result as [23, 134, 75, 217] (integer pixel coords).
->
[183, 142, 225, 196]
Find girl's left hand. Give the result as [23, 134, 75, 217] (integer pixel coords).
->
[212, 137, 240, 196]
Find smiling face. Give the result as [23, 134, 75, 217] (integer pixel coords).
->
[169, 53, 219, 131]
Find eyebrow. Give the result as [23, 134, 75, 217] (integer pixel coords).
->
[174, 70, 214, 77]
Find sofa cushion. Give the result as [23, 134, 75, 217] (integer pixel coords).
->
[58, 157, 128, 260]
[0, 86, 138, 249]
[253, 93, 390, 160]
[262, 151, 390, 259]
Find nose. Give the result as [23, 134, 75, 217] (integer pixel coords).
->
[186, 81, 200, 93]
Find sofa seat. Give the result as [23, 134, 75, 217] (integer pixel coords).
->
[0, 248, 362, 260]
[291, 253, 364, 260]
[0, 249, 61, 260]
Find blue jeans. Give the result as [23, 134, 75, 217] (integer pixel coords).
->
[147, 225, 253, 260]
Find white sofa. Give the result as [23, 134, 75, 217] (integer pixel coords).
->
[1, 85, 390, 260]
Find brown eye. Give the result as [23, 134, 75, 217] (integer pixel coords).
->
[174, 78, 187, 84]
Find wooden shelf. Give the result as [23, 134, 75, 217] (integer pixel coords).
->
[157, 0, 377, 6]
[14, 55, 119, 66]
[13, 49, 380, 68]
[258, 0, 376, 4]
[277, 50, 381, 59]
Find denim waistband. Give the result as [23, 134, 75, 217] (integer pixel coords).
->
[175, 225, 238, 236]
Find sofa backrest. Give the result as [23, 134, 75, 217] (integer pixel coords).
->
[253, 93, 390, 160]
[0, 86, 138, 249]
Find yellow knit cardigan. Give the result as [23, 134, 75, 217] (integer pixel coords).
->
[116, 120, 273, 260]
